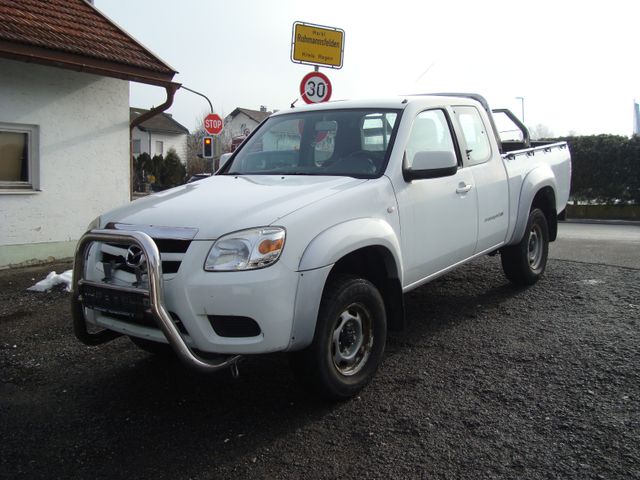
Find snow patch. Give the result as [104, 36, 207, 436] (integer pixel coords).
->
[577, 279, 604, 286]
[27, 270, 73, 292]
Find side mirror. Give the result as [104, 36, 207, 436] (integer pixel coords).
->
[403, 150, 458, 181]
[217, 153, 233, 172]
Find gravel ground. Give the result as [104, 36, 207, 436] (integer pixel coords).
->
[1, 256, 639, 479]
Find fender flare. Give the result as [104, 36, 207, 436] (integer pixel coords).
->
[508, 165, 558, 245]
[298, 217, 403, 278]
[288, 218, 403, 351]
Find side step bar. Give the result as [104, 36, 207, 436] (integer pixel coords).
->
[71, 229, 241, 374]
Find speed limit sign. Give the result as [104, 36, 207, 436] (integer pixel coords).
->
[299, 71, 332, 104]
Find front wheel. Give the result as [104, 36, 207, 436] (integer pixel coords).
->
[501, 208, 549, 285]
[290, 274, 387, 399]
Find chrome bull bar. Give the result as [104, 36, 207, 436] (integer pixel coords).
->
[71, 229, 241, 374]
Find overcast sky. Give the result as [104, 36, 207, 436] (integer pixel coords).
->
[96, 0, 639, 137]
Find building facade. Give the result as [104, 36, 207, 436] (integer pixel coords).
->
[224, 107, 272, 140]
[131, 108, 189, 162]
[0, 59, 130, 266]
[0, 0, 178, 268]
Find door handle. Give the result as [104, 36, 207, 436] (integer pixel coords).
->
[456, 183, 473, 194]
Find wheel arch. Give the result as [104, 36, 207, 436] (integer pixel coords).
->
[531, 186, 557, 241]
[298, 218, 403, 274]
[508, 166, 558, 244]
[328, 245, 405, 333]
[289, 219, 404, 351]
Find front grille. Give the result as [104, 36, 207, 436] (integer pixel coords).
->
[154, 239, 190, 253]
[162, 261, 181, 274]
[99, 238, 191, 278]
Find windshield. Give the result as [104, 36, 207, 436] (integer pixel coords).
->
[224, 109, 401, 177]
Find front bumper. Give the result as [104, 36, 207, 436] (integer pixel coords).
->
[71, 229, 246, 373]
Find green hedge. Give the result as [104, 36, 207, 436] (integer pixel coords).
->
[550, 135, 640, 204]
[133, 148, 185, 191]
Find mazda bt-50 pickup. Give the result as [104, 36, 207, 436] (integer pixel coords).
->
[71, 93, 571, 398]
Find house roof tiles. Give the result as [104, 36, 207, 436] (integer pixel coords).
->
[0, 0, 176, 84]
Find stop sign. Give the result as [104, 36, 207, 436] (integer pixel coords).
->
[204, 113, 223, 135]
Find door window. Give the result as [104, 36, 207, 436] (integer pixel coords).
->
[405, 109, 457, 169]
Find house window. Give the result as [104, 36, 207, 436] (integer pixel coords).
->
[132, 139, 141, 155]
[0, 122, 39, 191]
[155, 140, 164, 155]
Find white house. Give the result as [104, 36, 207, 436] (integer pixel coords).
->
[224, 106, 272, 139]
[131, 108, 189, 162]
[0, 0, 179, 268]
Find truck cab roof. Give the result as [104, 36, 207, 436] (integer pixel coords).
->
[274, 93, 488, 117]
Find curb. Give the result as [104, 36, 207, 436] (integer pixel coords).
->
[561, 218, 640, 227]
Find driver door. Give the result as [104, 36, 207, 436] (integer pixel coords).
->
[396, 109, 479, 287]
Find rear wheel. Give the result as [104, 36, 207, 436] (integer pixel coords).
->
[501, 208, 549, 285]
[290, 274, 387, 399]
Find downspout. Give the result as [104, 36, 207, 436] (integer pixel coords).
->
[129, 82, 181, 200]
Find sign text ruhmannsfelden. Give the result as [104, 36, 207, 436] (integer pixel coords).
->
[291, 22, 345, 69]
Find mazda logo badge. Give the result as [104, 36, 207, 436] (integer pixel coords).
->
[125, 245, 146, 269]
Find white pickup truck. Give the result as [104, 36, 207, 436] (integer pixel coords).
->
[71, 94, 571, 398]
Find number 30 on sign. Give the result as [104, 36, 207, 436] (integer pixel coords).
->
[300, 71, 332, 104]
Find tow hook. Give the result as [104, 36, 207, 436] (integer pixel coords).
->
[230, 361, 240, 379]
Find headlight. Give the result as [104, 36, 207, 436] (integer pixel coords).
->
[86, 216, 101, 232]
[204, 227, 285, 271]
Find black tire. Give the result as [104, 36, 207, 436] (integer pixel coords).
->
[129, 336, 174, 356]
[501, 208, 549, 286]
[290, 274, 387, 400]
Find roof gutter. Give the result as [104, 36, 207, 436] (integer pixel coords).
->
[129, 82, 181, 200]
[0, 40, 176, 87]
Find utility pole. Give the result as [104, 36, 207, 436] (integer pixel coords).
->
[515, 96, 525, 124]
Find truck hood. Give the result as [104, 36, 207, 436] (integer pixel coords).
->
[102, 175, 366, 239]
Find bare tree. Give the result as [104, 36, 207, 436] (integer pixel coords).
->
[529, 123, 554, 140]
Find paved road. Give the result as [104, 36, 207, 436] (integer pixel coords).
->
[551, 221, 640, 269]
[1, 222, 639, 479]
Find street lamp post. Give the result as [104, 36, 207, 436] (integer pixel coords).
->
[515, 96, 525, 124]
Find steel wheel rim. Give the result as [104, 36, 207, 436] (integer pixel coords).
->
[528, 223, 543, 270]
[331, 303, 373, 376]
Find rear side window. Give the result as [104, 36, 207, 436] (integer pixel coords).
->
[454, 106, 491, 165]
[362, 112, 398, 152]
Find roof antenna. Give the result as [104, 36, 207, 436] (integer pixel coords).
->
[290, 98, 299, 109]
[415, 62, 436, 84]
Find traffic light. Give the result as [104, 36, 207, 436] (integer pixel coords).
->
[202, 136, 213, 158]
